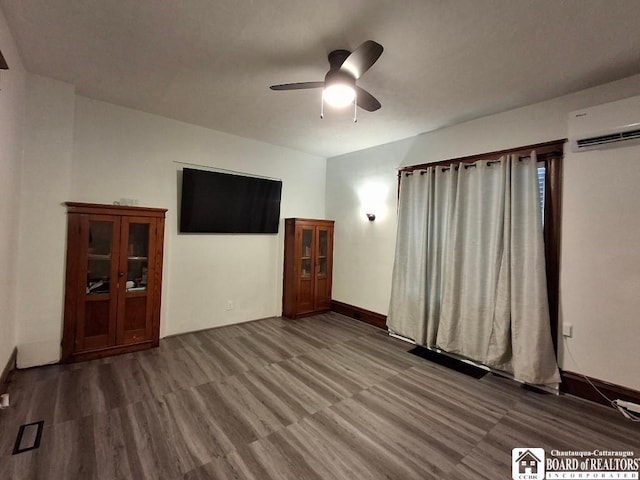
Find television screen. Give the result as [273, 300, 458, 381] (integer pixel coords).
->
[179, 168, 282, 233]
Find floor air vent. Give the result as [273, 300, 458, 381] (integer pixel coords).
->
[12, 420, 44, 455]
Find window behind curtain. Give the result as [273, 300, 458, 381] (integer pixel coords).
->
[537, 163, 545, 220]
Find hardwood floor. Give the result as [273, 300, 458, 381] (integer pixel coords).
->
[0, 312, 638, 479]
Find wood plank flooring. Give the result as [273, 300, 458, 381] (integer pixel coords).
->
[0, 312, 638, 479]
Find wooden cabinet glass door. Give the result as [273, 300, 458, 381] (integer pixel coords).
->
[118, 217, 156, 345]
[314, 226, 333, 311]
[76, 215, 120, 352]
[296, 226, 315, 315]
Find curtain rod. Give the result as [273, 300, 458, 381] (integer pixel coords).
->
[404, 156, 546, 175]
[172, 160, 282, 181]
[398, 139, 566, 174]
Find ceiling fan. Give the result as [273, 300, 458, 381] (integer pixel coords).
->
[270, 40, 383, 121]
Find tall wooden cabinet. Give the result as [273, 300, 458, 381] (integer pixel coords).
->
[283, 218, 334, 318]
[62, 202, 167, 362]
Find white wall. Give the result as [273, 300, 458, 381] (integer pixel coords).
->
[560, 146, 640, 390]
[15, 75, 75, 367]
[70, 97, 326, 337]
[0, 8, 27, 373]
[14, 94, 325, 367]
[326, 74, 640, 391]
[326, 140, 410, 314]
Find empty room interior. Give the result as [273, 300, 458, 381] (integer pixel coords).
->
[1, 1, 639, 479]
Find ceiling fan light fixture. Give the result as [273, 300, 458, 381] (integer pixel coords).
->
[270, 41, 383, 115]
[323, 83, 355, 108]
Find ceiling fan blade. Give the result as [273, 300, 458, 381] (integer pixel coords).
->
[340, 40, 383, 79]
[270, 82, 324, 91]
[0, 49, 8, 70]
[355, 87, 381, 112]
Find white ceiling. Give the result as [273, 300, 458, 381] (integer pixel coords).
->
[2, 0, 640, 158]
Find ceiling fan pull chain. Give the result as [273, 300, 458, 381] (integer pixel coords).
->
[320, 90, 325, 119]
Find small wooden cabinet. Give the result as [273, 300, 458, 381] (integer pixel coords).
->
[62, 202, 166, 362]
[283, 218, 334, 318]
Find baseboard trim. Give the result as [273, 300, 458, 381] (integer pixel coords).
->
[1, 347, 17, 394]
[331, 300, 387, 330]
[561, 370, 640, 407]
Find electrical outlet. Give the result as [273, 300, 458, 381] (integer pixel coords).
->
[562, 323, 573, 337]
[226, 300, 234, 311]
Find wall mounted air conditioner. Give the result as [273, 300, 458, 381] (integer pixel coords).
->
[568, 95, 640, 152]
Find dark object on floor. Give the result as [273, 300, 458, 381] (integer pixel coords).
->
[409, 346, 488, 379]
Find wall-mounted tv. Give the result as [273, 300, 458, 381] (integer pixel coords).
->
[179, 168, 282, 234]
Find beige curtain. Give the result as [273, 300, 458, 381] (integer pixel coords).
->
[387, 152, 560, 386]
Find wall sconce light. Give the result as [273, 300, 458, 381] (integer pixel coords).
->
[359, 182, 388, 222]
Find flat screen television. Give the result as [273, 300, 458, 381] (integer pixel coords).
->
[179, 168, 282, 233]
